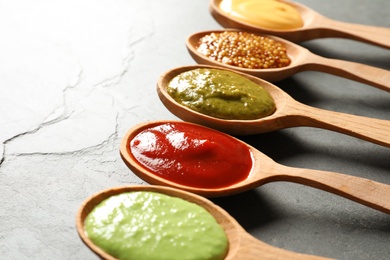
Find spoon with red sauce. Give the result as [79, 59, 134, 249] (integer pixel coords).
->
[157, 65, 390, 148]
[120, 120, 390, 214]
[77, 185, 329, 259]
[209, 0, 390, 49]
[186, 29, 390, 91]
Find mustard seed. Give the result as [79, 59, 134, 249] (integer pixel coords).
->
[196, 31, 291, 69]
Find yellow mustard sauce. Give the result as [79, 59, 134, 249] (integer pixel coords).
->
[219, 0, 304, 30]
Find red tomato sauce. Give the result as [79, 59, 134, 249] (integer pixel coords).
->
[129, 122, 253, 189]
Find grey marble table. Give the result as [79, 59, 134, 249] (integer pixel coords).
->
[0, 0, 389, 259]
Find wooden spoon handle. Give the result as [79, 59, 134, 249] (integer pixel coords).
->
[310, 15, 390, 49]
[305, 53, 390, 92]
[283, 102, 390, 148]
[269, 164, 390, 214]
[233, 232, 329, 259]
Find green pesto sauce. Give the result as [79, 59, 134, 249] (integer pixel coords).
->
[167, 68, 276, 120]
[85, 191, 228, 260]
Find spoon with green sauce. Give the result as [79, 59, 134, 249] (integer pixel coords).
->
[157, 65, 390, 148]
[77, 185, 329, 259]
[210, 0, 390, 49]
[120, 121, 390, 215]
[186, 29, 390, 92]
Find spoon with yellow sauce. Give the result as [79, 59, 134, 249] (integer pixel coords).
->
[120, 122, 390, 215]
[210, 0, 390, 49]
[186, 30, 390, 92]
[157, 65, 390, 147]
[77, 185, 330, 259]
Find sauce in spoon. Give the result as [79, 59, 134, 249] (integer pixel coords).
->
[167, 67, 276, 120]
[120, 121, 390, 214]
[77, 185, 329, 259]
[186, 30, 390, 92]
[82, 190, 228, 260]
[157, 65, 390, 148]
[218, 0, 304, 30]
[129, 121, 253, 188]
[210, 0, 390, 49]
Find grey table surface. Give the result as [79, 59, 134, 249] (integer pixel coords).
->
[0, 0, 389, 259]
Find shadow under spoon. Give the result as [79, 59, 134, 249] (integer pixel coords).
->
[157, 65, 390, 148]
[209, 0, 390, 49]
[187, 29, 390, 92]
[77, 185, 329, 259]
[120, 121, 390, 215]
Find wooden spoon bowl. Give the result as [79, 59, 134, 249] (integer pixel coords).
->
[209, 0, 390, 49]
[120, 120, 390, 215]
[186, 29, 302, 83]
[186, 29, 390, 91]
[156, 65, 390, 148]
[76, 185, 329, 259]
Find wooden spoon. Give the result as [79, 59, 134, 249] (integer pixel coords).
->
[186, 29, 390, 91]
[76, 185, 329, 259]
[209, 0, 390, 49]
[120, 121, 390, 214]
[157, 65, 390, 147]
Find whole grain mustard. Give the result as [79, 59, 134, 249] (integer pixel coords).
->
[197, 31, 291, 69]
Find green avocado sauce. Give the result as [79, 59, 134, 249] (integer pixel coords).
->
[167, 68, 276, 120]
[85, 191, 229, 260]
